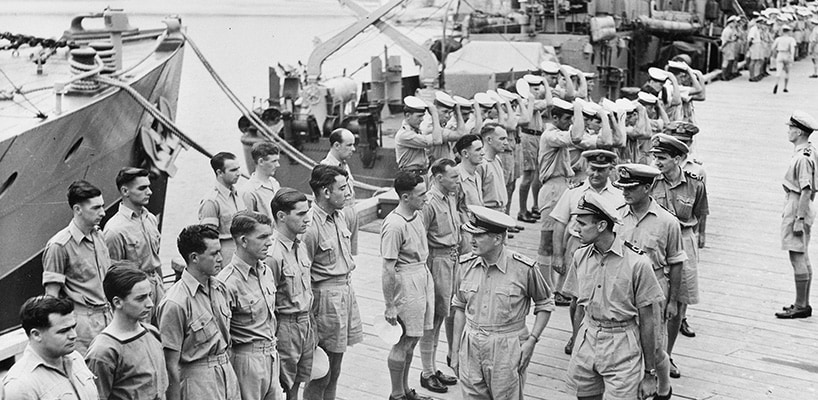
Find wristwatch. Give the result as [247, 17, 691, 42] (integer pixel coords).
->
[645, 369, 657, 377]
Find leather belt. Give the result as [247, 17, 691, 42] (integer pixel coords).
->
[521, 127, 542, 136]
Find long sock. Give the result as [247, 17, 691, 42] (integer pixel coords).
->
[303, 375, 328, 400]
[403, 351, 414, 393]
[419, 327, 436, 377]
[388, 352, 406, 399]
[795, 275, 810, 307]
[667, 309, 682, 356]
[445, 315, 454, 361]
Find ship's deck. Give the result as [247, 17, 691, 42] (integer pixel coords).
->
[331, 62, 818, 399]
[0, 32, 170, 141]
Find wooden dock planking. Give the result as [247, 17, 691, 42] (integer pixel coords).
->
[336, 61, 818, 399]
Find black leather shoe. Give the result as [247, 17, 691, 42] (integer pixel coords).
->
[679, 318, 695, 337]
[517, 212, 537, 223]
[420, 374, 447, 393]
[405, 388, 434, 400]
[435, 370, 457, 385]
[515, 225, 525, 231]
[564, 337, 574, 355]
[775, 305, 812, 319]
[669, 358, 681, 379]
[446, 355, 451, 368]
[530, 208, 541, 218]
[508, 226, 521, 233]
[653, 386, 672, 400]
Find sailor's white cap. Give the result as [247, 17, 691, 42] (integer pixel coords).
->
[403, 96, 427, 113]
[727, 15, 740, 23]
[434, 91, 456, 109]
[579, 99, 602, 116]
[515, 79, 531, 98]
[497, 88, 518, 102]
[637, 91, 658, 105]
[551, 97, 573, 113]
[615, 98, 637, 112]
[667, 60, 688, 71]
[452, 95, 472, 109]
[523, 74, 544, 85]
[600, 98, 619, 113]
[474, 92, 497, 108]
[310, 347, 330, 380]
[648, 67, 668, 82]
[374, 316, 402, 345]
[540, 60, 561, 74]
[563, 65, 581, 76]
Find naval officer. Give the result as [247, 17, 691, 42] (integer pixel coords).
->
[451, 206, 554, 400]
[776, 110, 818, 319]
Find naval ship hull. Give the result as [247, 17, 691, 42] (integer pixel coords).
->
[0, 37, 184, 334]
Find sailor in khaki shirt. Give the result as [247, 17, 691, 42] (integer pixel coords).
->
[42, 180, 112, 355]
[3, 296, 98, 400]
[418, 158, 462, 392]
[454, 134, 485, 210]
[303, 165, 362, 400]
[216, 211, 282, 400]
[242, 142, 282, 222]
[475, 123, 509, 212]
[451, 206, 554, 400]
[267, 189, 315, 400]
[103, 168, 164, 324]
[199, 152, 247, 262]
[321, 128, 359, 255]
[158, 225, 238, 400]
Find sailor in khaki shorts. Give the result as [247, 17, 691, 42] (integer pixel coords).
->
[159, 225, 239, 400]
[451, 205, 553, 400]
[419, 159, 462, 393]
[268, 188, 316, 399]
[563, 192, 663, 400]
[303, 165, 363, 400]
[776, 110, 818, 319]
[217, 211, 283, 400]
[381, 171, 435, 400]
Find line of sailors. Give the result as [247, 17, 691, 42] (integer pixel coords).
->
[2, 131, 365, 400]
[386, 53, 713, 398]
[721, 5, 818, 90]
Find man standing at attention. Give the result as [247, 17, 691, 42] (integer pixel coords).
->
[614, 163, 687, 400]
[103, 167, 164, 324]
[381, 171, 435, 400]
[86, 266, 169, 400]
[650, 134, 709, 378]
[563, 192, 663, 400]
[418, 159, 461, 393]
[454, 134, 485, 209]
[268, 188, 315, 400]
[158, 225, 239, 400]
[199, 151, 246, 262]
[303, 165, 363, 400]
[243, 142, 281, 221]
[43, 180, 112, 355]
[321, 128, 359, 255]
[3, 296, 98, 399]
[476, 123, 509, 213]
[218, 211, 282, 400]
[451, 205, 554, 400]
[776, 110, 818, 319]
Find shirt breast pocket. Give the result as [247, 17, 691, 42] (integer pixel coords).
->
[318, 240, 337, 265]
[675, 196, 695, 220]
[124, 235, 142, 258]
[495, 286, 523, 322]
[458, 282, 479, 309]
[67, 256, 98, 282]
[283, 267, 304, 297]
[234, 295, 263, 324]
[189, 313, 219, 346]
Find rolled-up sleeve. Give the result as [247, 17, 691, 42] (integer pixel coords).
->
[42, 243, 67, 286]
[157, 301, 185, 352]
[665, 221, 687, 265]
[451, 268, 466, 310]
[395, 130, 434, 149]
[198, 199, 220, 227]
[528, 265, 555, 313]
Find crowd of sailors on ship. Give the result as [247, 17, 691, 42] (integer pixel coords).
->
[5, 14, 818, 400]
[720, 4, 818, 93]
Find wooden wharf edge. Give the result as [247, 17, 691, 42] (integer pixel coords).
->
[2, 63, 818, 399]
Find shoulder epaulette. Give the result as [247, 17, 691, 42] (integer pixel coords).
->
[656, 201, 676, 216]
[684, 169, 703, 181]
[49, 229, 72, 246]
[616, 203, 627, 210]
[803, 147, 813, 157]
[567, 180, 583, 189]
[512, 252, 537, 267]
[692, 159, 703, 165]
[624, 241, 646, 255]
[459, 253, 479, 264]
